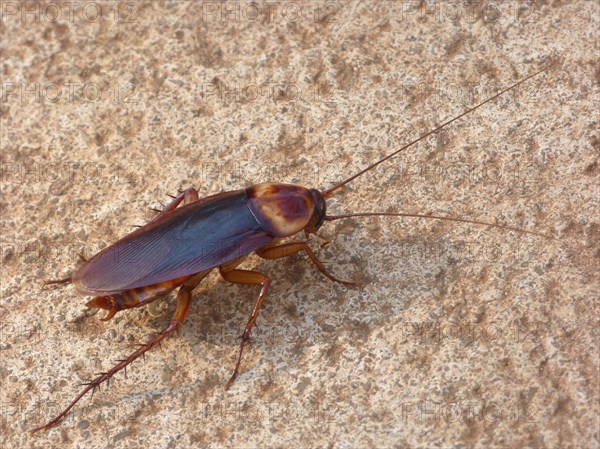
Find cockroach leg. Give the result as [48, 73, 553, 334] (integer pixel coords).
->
[44, 255, 87, 287]
[31, 271, 209, 433]
[256, 241, 358, 286]
[43, 276, 72, 286]
[150, 188, 200, 222]
[218, 260, 270, 390]
[304, 230, 331, 248]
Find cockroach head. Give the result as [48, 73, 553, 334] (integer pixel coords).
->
[306, 188, 327, 232]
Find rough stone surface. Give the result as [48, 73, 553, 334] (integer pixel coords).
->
[1, 1, 597, 448]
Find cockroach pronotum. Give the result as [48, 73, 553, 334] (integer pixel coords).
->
[31, 61, 555, 433]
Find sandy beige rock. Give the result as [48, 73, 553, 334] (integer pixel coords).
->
[1, 1, 597, 448]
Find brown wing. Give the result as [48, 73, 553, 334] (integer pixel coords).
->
[73, 190, 273, 295]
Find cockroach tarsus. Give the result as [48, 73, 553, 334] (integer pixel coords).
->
[30, 61, 555, 433]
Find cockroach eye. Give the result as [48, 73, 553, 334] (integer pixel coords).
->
[309, 189, 327, 230]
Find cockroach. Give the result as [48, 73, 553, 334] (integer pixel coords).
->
[31, 62, 555, 433]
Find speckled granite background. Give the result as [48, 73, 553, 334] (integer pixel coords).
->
[1, 1, 598, 448]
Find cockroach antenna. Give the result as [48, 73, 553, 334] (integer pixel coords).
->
[319, 60, 557, 239]
[321, 60, 556, 198]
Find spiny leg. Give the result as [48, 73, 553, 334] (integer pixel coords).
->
[30, 271, 209, 433]
[150, 187, 199, 222]
[43, 276, 71, 286]
[256, 241, 358, 286]
[43, 254, 86, 286]
[219, 259, 270, 390]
